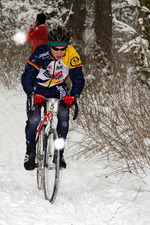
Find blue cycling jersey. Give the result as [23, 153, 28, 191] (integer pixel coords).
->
[21, 44, 85, 98]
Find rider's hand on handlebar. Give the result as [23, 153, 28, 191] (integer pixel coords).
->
[62, 95, 75, 108]
[34, 94, 45, 106]
[27, 91, 35, 98]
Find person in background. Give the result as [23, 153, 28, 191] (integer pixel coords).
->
[26, 13, 49, 52]
[21, 25, 85, 170]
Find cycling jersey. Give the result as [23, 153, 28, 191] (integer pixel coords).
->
[21, 44, 85, 98]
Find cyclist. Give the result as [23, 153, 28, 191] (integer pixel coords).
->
[26, 13, 49, 52]
[21, 25, 85, 170]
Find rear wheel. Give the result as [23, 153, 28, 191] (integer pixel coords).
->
[44, 130, 60, 203]
[36, 128, 44, 190]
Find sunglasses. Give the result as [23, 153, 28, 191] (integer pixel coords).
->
[51, 46, 67, 52]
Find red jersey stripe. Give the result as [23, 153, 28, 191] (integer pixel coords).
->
[73, 63, 82, 67]
[28, 60, 40, 70]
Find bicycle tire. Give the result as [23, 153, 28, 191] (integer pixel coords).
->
[36, 128, 44, 190]
[43, 130, 60, 203]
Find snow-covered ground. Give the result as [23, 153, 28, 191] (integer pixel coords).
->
[0, 86, 150, 225]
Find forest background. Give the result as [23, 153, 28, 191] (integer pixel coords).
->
[0, 0, 150, 176]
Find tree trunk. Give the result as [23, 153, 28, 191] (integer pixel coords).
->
[94, 0, 112, 60]
[63, 0, 87, 64]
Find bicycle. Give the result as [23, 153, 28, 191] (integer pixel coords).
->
[28, 95, 78, 203]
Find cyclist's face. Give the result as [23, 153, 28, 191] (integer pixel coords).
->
[51, 46, 66, 60]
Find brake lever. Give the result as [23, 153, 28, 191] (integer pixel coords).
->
[73, 98, 79, 120]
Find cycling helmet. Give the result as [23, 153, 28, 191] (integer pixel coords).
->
[47, 25, 70, 43]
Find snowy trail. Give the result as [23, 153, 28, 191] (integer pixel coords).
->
[1, 86, 150, 225]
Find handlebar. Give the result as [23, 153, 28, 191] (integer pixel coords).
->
[73, 97, 79, 120]
[59, 97, 79, 120]
[28, 95, 79, 120]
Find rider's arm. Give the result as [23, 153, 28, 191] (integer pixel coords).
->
[21, 49, 41, 94]
[67, 46, 85, 96]
[66, 45, 85, 96]
[69, 66, 85, 96]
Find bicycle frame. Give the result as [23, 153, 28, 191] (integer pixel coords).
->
[28, 95, 79, 203]
[36, 99, 59, 143]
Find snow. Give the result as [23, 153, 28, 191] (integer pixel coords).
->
[118, 36, 148, 53]
[12, 31, 27, 45]
[113, 17, 136, 35]
[144, 138, 150, 147]
[125, 0, 140, 7]
[0, 85, 150, 225]
[141, 6, 150, 13]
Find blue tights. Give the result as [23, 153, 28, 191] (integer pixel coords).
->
[25, 101, 69, 147]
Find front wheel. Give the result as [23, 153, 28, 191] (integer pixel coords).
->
[44, 130, 60, 203]
[36, 128, 44, 190]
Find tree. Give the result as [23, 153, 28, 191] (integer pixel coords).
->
[94, 0, 112, 60]
[139, 0, 150, 44]
[63, 0, 87, 64]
